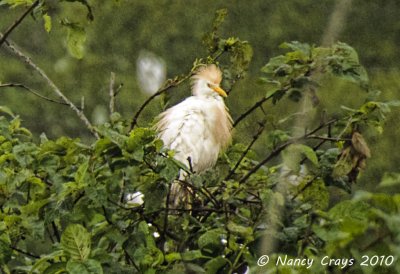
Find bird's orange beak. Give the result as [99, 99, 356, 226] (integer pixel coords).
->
[212, 86, 228, 97]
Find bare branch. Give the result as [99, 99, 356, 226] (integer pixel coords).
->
[238, 119, 338, 184]
[10, 246, 40, 259]
[306, 135, 350, 142]
[109, 72, 116, 114]
[0, 83, 75, 107]
[225, 119, 266, 180]
[130, 74, 192, 130]
[2, 39, 99, 139]
[0, 0, 39, 48]
[233, 94, 274, 127]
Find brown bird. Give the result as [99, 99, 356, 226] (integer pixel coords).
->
[155, 64, 232, 206]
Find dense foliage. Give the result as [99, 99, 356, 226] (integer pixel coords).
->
[1, 1, 400, 274]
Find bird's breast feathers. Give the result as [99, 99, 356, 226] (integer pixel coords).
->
[155, 96, 232, 172]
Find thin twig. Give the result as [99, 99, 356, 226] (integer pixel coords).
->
[0, 0, 39, 47]
[3, 39, 99, 139]
[238, 119, 338, 184]
[114, 83, 124, 96]
[109, 72, 116, 114]
[291, 176, 317, 200]
[201, 185, 220, 208]
[0, 83, 75, 107]
[124, 248, 139, 270]
[130, 74, 192, 130]
[306, 135, 350, 142]
[51, 221, 60, 242]
[163, 185, 171, 241]
[225, 119, 267, 180]
[11, 246, 40, 259]
[166, 207, 234, 214]
[233, 94, 274, 127]
[102, 206, 113, 225]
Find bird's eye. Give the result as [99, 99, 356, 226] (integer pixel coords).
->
[207, 83, 211, 88]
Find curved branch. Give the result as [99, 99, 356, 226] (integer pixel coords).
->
[3, 39, 99, 139]
[225, 119, 266, 180]
[0, 0, 39, 48]
[233, 94, 273, 127]
[0, 83, 75, 107]
[238, 119, 338, 184]
[130, 74, 192, 130]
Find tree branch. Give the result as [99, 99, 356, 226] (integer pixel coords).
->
[2, 39, 99, 139]
[238, 119, 338, 184]
[233, 94, 274, 127]
[0, 83, 76, 107]
[129, 74, 193, 130]
[306, 134, 350, 142]
[225, 119, 266, 180]
[0, 0, 39, 48]
[109, 72, 116, 114]
[11, 246, 40, 259]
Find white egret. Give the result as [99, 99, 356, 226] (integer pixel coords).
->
[155, 64, 232, 207]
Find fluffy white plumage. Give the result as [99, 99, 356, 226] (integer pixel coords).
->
[155, 64, 232, 206]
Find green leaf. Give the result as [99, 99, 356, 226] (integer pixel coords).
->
[0, 106, 15, 118]
[0, 240, 12, 265]
[198, 228, 226, 254]
[280, 41, 311, 57]
[62, 21, 86, 59]
[165, 252, 181, 263]
[379, 172, 400, 188]
[204, 256, 228, 274]
[181, 250, 208, 261]
[0, 0, 34, 8]
[227, 221, 253, 241]
[12, 143, 37, 167]
[66, 261, 89, 274]
[43, 14, 52, 32]
[299, 178, 329, 210]
[282, 144, 318, 172]
[84, 259, 103, 274]
[75, 159, 90, 186]
[43, 262, 67, 274]
[61, 224, 91, 261]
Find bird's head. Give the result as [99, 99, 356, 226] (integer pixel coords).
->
[191, 64, 228, 98]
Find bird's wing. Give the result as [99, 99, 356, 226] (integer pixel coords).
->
[155, 97, 219, 171]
